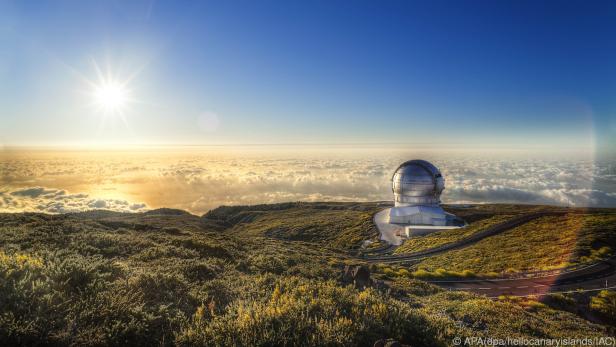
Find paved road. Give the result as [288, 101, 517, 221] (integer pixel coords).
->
[367, 209, 616, 297]
[430, 258, 616, 298]
[365, 211, 568, 263]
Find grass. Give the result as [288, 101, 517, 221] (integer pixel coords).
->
[0, 203, 615, 345]
[394, 215, 514, 254]
[390, 277, 612, 340]
[205, 202, 382, 250]
[375, 264, 480, 280]
[410, 212, 616, 275]
[590, 290, 616, 324]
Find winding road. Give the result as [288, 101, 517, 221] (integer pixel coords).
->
[365, 210, 569, 263]
[366, 209, 616, 297]
[431, 257, 616, 297]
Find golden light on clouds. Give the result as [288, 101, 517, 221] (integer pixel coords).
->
[0, 147, 613, 215]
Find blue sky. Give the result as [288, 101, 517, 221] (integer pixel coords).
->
[0, 0, 614, 154]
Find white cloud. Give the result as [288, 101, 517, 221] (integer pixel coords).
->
[1, 150, 615, 214]
[0, 187, 148, 214]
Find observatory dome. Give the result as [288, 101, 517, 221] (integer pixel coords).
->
[392, 159, 444, 206]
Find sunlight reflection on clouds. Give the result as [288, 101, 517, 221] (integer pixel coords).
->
[1, 148, 615, 215]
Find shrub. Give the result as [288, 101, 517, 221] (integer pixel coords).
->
[176, 277, 440, 347]
[590, 290, 616, 323]
[0, 250, 187, 346]
[410, 268, 476, 280]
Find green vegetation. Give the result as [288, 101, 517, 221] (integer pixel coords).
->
[410, 268, 478, 279]
[375, 264, 481, 280]
[205, 202, 382, 250]
[442, 204, 550, 223]
[178, 278, 437, 346]
[590, 290, 616, 323]
[417, 291, 604, 338]
[410, 213, 616, 275]
[0, 203, 614, 345]
[394, 215, 513, 254]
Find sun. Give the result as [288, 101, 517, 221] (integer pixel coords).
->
[93, 80, 129, 114]
[79, 59, 143, 134]
[83, 59, 139, 118]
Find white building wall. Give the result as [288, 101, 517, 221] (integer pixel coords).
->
[388, 205, 448, 225]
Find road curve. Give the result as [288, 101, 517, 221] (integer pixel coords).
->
[429, 258, 616, 298]
[364, 211, 568, 263]
[363, 210, 616, 297]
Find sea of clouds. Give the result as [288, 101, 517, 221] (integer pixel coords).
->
[1, 187, 147, 213]
[1, 149, 615, 215]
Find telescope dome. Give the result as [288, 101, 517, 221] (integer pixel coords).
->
[392, 159, 444, 206]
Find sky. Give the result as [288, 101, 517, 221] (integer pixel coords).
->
[0, 0, 615, 155]
[1, 1, 615, 212]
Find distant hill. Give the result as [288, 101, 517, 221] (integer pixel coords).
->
[204, 202, 384, 249]
[145, 208, 194, 216]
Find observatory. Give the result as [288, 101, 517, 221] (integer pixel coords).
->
[388, 160, 464, 237]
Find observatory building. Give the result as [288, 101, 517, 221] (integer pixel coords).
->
[388, 160, 464, 237]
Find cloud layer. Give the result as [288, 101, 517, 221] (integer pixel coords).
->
[1, 149, 615, 214]
[1, 187, 147, 214]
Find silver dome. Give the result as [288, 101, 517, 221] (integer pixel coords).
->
[392, 159, 444, 206]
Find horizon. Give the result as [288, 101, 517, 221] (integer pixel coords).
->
[1, 0, 615, 213]
[2, 2, 616, 344]
[2, 146, 615, 214]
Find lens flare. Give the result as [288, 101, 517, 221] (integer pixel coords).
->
[93, 80, 129, 114]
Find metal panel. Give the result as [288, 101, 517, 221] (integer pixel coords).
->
[391, 159, 444, 206]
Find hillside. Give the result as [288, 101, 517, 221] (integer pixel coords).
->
[1, 203, 615, 346]
[203, 202, 383, 250]
[409, 212, 616, 275]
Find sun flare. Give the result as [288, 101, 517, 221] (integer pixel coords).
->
[93, 80, 129, 114]
[84, 59, 138, 119]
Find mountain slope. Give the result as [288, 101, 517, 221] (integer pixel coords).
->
[0, 203, 614, 346]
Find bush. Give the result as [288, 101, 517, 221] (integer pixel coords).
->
[176, 277, 440, 347]
[590, 290, 616, 323]
[0, 250, 187, 346]
[410, 268, 476, 279]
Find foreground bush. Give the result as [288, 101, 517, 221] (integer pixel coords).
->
[0, 250, 188, 346]
[177, 277, 440, 347]
[590, 290, 616, 323]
